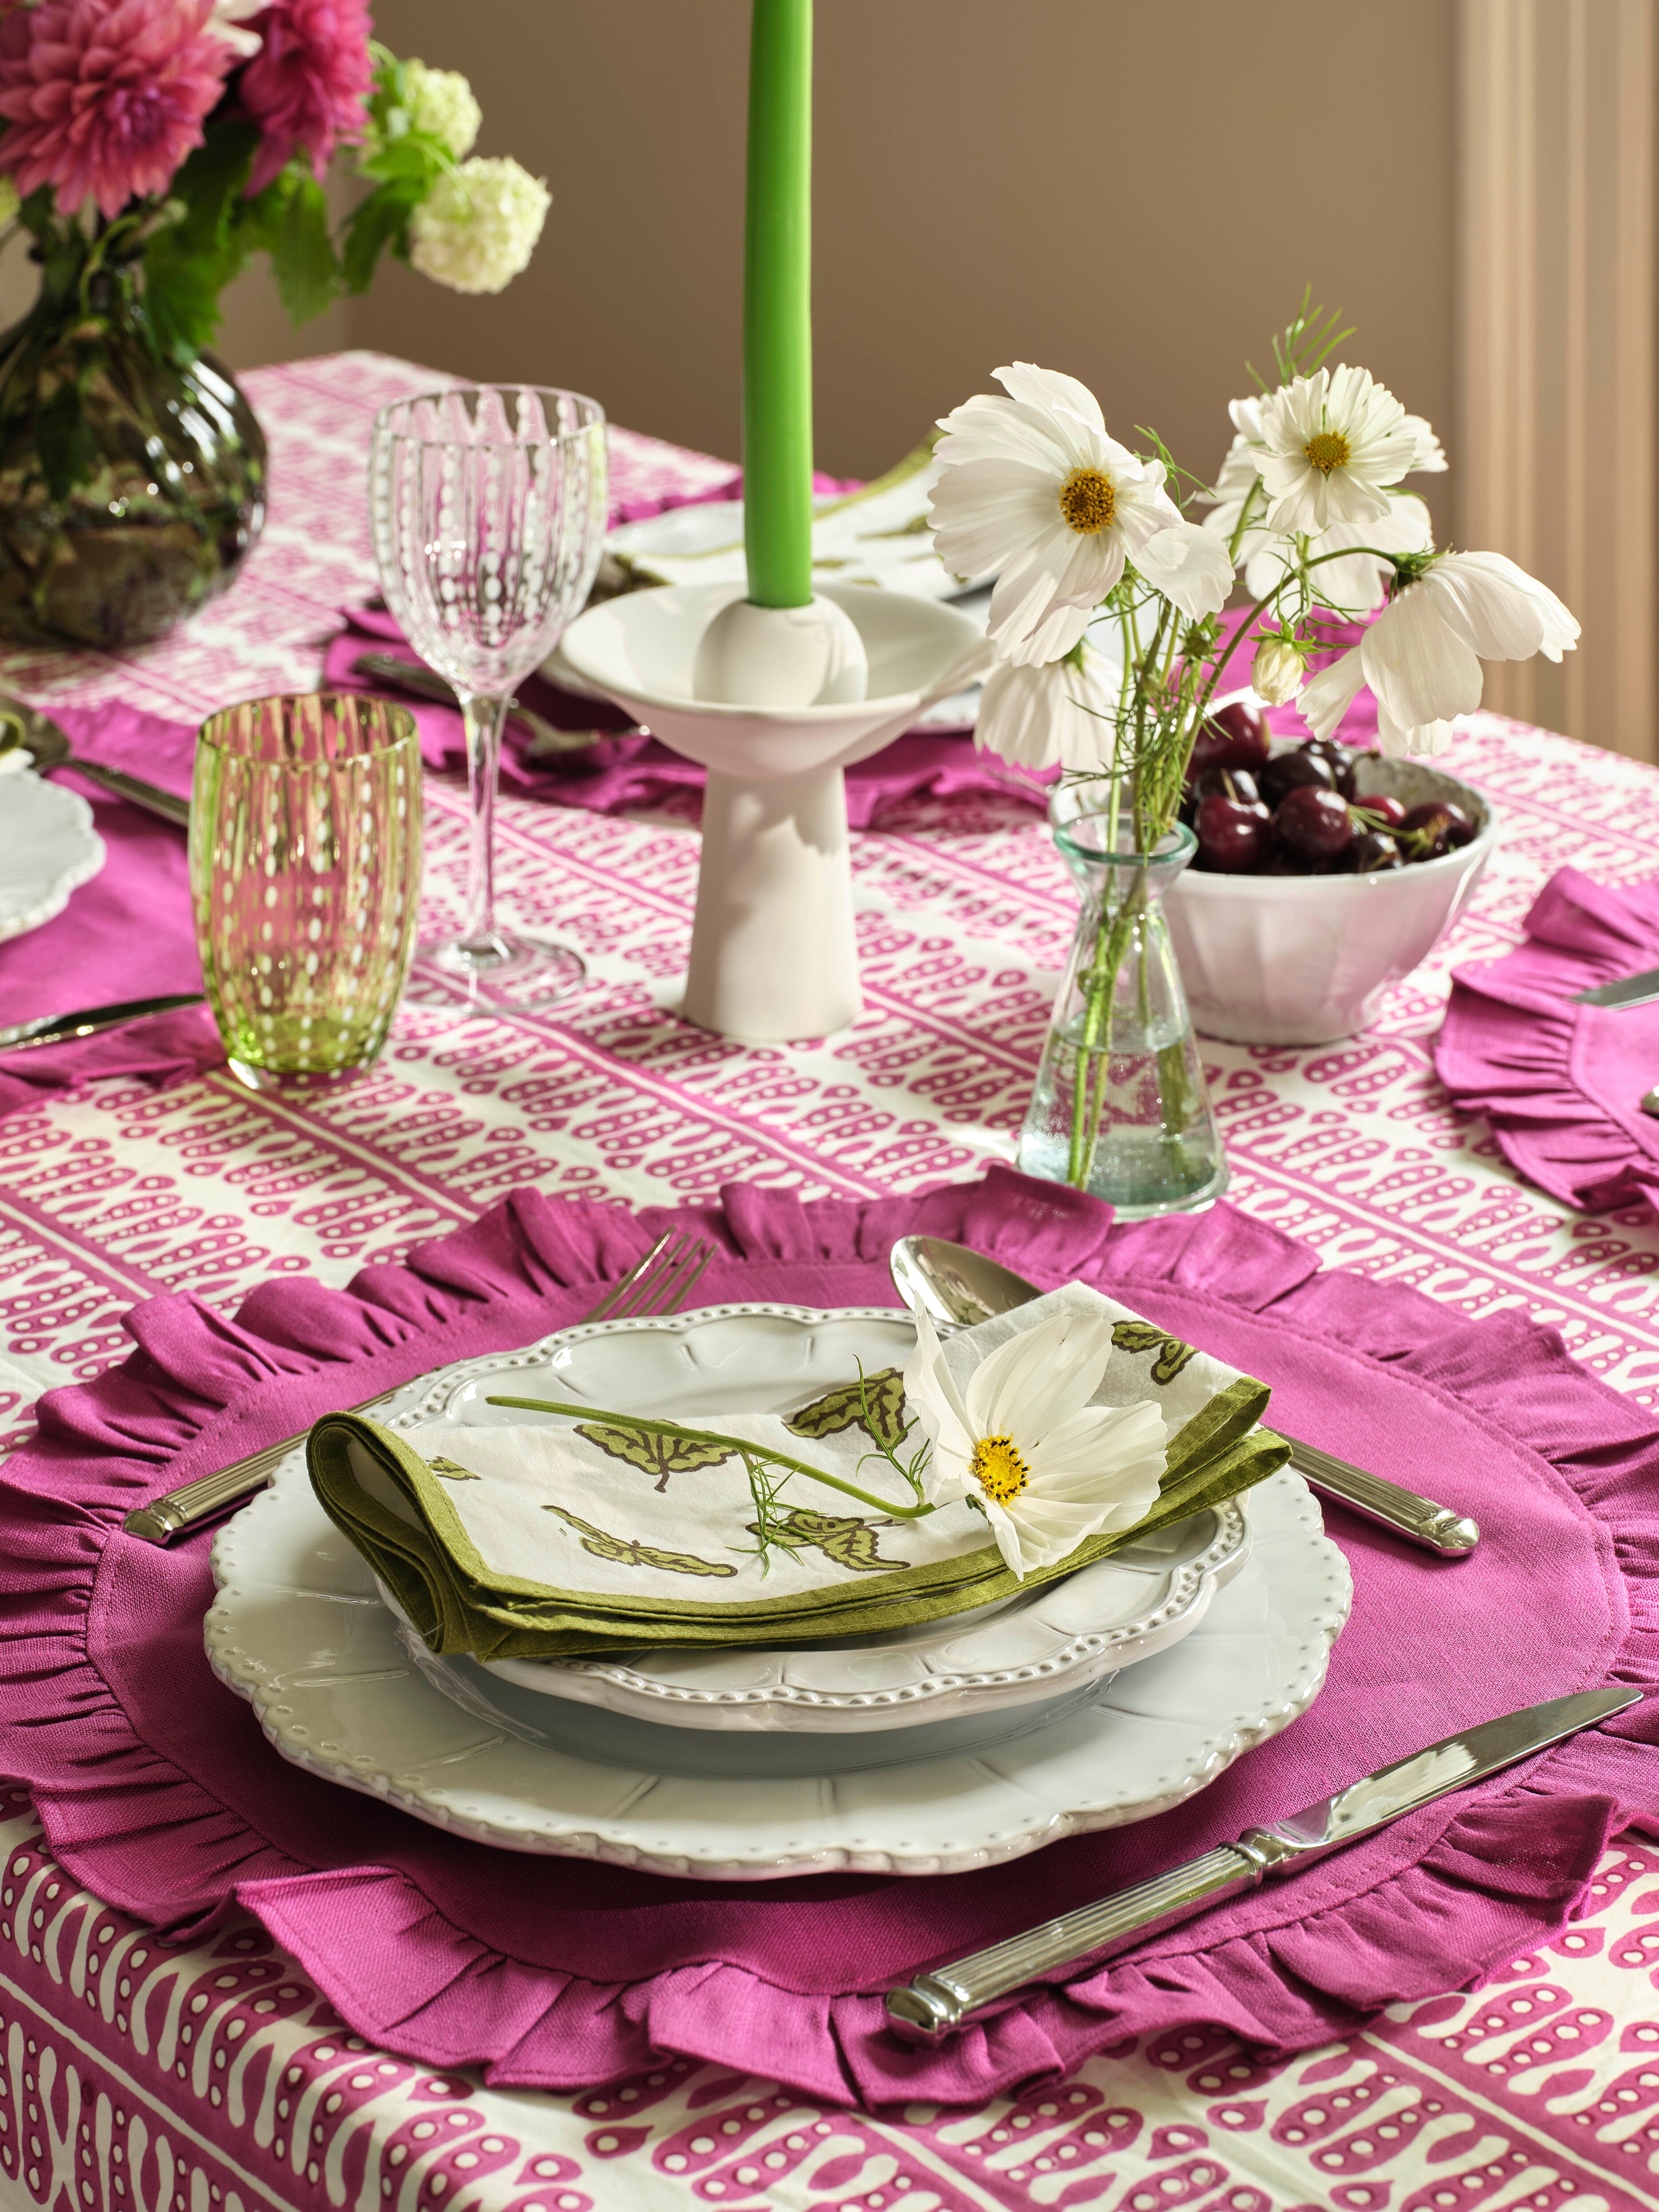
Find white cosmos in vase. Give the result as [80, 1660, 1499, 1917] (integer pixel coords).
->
[933, 344, 1579, 773]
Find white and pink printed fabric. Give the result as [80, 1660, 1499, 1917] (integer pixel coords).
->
[2, 355, 1659, 2211]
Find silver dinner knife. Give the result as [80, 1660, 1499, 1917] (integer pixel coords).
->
[886, 1683, 1639, 2040]
[1573, 968, 1659, 1010]
[890, 1235, 1480, 1559]
[0, 991, 206, 1051]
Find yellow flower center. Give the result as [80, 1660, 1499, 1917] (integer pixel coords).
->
[1303, 430, 1352, 477]
[970, 1432, 1031, 1506]
[1058, 466, 1117, 536]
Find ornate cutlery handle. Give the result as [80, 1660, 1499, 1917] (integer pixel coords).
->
[1286, 1440, 1479, 1557]
[887, 1844, 1261, 2039]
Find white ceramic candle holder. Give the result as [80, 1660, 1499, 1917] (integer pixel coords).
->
[560, 581, 989, 1040]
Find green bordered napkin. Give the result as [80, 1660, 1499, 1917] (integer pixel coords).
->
[307, 1285, 1290, 1661]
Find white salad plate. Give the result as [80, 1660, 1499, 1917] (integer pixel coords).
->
[0, 769, 104, 942]
[206, 1305, 1351, 1878]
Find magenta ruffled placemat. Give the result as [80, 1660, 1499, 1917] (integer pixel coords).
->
[1437, 867, 1659, 1211]
[1, 1165, 1655, 2106]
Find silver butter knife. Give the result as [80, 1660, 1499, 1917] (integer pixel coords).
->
[890, 1236, 1480, 1558]
[0, 991, 206, 1052]
[886, 1683, 1639, 2039]
[1573, 968, 1659, 1011]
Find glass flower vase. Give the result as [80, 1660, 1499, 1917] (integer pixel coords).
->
[0, 248, 266, 650]
[1017, 808, 1228, 1218]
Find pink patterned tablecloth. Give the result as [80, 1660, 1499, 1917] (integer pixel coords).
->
[4, 351, 1659, 2209]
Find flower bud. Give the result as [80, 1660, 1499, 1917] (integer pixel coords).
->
[1252, 631, 1305, 706]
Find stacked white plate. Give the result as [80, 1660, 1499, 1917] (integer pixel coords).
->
[207, 1303, 1352, 1877]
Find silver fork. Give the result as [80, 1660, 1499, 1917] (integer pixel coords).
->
[120, 1227, 717, 1545]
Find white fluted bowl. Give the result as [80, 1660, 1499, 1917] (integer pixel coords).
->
[1158, 754, 1498, 1046]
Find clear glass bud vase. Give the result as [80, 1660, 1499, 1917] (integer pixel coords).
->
[1017, 805, 1228, 1217]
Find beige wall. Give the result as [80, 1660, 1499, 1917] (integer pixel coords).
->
[219, 0, 1458, 531]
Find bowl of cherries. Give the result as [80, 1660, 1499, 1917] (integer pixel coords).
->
[1157, 695, 1498, 1045]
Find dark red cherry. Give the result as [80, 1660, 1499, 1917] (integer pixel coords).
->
[1274, 784, 1354, 863]
[1347, 829, 1404, 873]
[1304, 737, 1358, 799]
[1195, 792, 1272, 873]
[1189, 699, 1269, 781]
[1400, 799, 1476, 855]
[1362, 793, 1407, 830]
[1260, 748, 1336, 809]
[1193, 765, 1261, 808]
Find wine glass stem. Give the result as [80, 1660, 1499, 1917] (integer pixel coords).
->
[457, 692, 509, 958]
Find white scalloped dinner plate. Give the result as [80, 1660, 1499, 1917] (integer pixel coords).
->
[0, 770, 104, 942]
[214, 1306, 1254, 1735]
[205, 1309, 1350, 1878]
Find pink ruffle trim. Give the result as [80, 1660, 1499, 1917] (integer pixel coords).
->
[1, 1170, 1656, 2106]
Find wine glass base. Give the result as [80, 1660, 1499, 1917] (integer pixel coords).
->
[405, 932, 588, 1014]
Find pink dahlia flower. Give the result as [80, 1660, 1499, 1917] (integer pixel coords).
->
[240, 0, 372, 195]
[0, 0, 233, 220]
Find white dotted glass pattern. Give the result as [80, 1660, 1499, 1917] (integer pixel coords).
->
[189, 693, 422, 1082]
[368, 385, 608, 1006]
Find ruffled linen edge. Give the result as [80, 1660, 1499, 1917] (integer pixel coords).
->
[1436, 865, 1659, 1210]
[0, 1166, 1656, 2110]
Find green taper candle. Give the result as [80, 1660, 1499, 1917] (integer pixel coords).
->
[743, 0, 814, 609]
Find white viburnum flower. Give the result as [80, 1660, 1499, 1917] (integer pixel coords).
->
[930, 364, 1231, 668]
[404, 59, 482, 159]
[1300, 549, 1580, 756]
[205, 0, 262, 56]
[1252, 629, 1305, 707]
[974, 638, 1123, 772]
[1256, 365, 1419, 535]
[409, 157, 550, 295]
[902, 1305, 1167, 1581]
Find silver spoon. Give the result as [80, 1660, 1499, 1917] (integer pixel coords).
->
[889, 1234, 1480, 1559]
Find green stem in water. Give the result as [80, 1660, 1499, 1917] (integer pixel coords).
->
[482, 1395, 939, 1521]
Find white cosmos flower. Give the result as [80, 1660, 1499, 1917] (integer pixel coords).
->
[1300, 549, 1580, 756]
[974, 638, 1123, 772]
[930, 364, 1231, 668]
[1201, 384, 1440, 615]
[903, 1305, 1167, 1581]
[1256, 365, 1419, 534]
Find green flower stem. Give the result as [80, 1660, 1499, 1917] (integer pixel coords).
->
[482, 1395, 940, 1520]
[1068, 867, 1148, 1189]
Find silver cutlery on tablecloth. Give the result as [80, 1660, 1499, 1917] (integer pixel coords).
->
[1573, 968, 1659, 1010]
[1, 697, 192, 828]
[889, 1234, 1481, 1559]
[350, 653, 641, 756]
[885, 1683, 1638, 2039]
[0, 992, 207, 1052]
[120, 1227, 718, 1545]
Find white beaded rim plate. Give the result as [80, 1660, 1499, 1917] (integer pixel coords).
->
[0, 771, 105, 943]
[206, 1306, 1352, 1878]
[215, 1306, 1255, 1734]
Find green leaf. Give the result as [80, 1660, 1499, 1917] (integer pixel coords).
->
[544, 1504, 738, 1578]
[574, 1421, 734, 1494]
[1111, 1320, 1199, 1385]
[341, 180, 418, 296]
[743, 1507, 910, 1573]
[268, 171, 340, 326]
[785, 1367, 908, 1452]
[36, 380, 98, 502]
